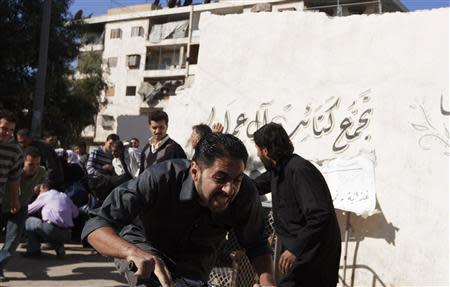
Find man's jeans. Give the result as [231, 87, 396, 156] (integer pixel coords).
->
[25, 217, 71, 253]
[0, 208, 28, 273]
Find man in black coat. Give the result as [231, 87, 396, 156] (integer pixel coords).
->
[83, 134, 276, 287]
[253, 123, 341, 287]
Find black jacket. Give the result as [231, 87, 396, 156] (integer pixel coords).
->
[255, 154, 341, 286]
[82, 159, 271, 282]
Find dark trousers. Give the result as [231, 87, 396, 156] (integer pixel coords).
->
[25, 217, 71, 253]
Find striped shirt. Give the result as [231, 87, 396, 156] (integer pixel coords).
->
[0, 140, 23, 188]
[86, 146, 113, 176]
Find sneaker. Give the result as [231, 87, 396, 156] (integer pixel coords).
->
[55, 245, 65, 259]
[21, 250, 42, 258]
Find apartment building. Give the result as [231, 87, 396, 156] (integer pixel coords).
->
[79, 0, 407, 143]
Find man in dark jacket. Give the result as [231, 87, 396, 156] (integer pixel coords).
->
[83, 134, 276, 287]
[139, 111, 186, 174]
[253, 123, 341, 287]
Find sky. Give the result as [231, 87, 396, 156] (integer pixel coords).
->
[70, 0, 450, 16]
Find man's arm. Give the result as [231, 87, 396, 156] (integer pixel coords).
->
[253, 171, 272, 195]
[86, 149, 99, 175]
[8, 146, 23, 214]
[8, 179, 20, 214]
[28, 193, 45, 214]
[81, 169, 173, 286]
[87, 227, 173, 286]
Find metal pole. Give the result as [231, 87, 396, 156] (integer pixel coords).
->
[342, 212, 351, 286]
[31, 0, 52, 138]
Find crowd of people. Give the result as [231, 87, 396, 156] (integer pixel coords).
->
[0, 108, 341, 287]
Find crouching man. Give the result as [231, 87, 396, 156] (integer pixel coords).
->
[82, 133, 276, 287]
[23, 183, 79, 258]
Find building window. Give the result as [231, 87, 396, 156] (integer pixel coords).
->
[278, 7, 297, 12]
[107, 57, 118, 68]
[127, 54, 141, 69]
[131, 26, 144, 37]
[110, 28, 122, 39]
[105, 85, 115, 97]
[126, 86, 136, 96]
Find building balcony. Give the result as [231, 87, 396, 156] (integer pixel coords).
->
[142, 68, 187, 78]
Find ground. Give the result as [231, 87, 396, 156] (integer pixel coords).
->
[1, 243, 126, 287]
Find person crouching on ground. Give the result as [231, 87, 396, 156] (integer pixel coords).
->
[23, 183, 79, 258]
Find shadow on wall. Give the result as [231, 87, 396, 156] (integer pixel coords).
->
[337, 201, 399, 287]
[116, 115, 150, 151]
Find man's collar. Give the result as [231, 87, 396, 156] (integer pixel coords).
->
[274, 154, 294, 175]
[179, 171, 196, 202]
[149, 135, 170, 151]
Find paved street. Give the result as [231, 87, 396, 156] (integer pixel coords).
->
[1, 243, 126, 287]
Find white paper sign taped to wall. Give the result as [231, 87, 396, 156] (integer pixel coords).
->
[314, 150, 377, 217]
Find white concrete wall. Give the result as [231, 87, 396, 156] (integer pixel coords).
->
[166, 9, 450, 286]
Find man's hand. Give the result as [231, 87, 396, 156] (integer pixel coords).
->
[211, 123, 224, 134]
[33, 184, 42, 195]
[88, 227, 174, 286]
[279, 250, 296, 275]
[126, 249, 174, 287]
[10, 195, 20, 214]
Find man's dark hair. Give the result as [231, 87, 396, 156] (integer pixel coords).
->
[253, 123, 294, 162]
[16, 128, 31, 137]
[106, 133, 120, 142]
[130, 137, 139, 142]
[192, 124, 212, 141]
[111, 140, 124, 151]
[193, 133, 248, 168]
[148, 110, 168, 124]
[23, 146, 41, 158]
[0, 109, 16, 123]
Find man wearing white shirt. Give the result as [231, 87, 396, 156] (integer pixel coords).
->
[111, 140, 140, 178]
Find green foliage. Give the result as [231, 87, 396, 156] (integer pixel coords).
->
[0, 0, 103, 147]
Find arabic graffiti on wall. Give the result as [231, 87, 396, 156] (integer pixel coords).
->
[410, 94, 450, 156]
[205, 89, 373, 154]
